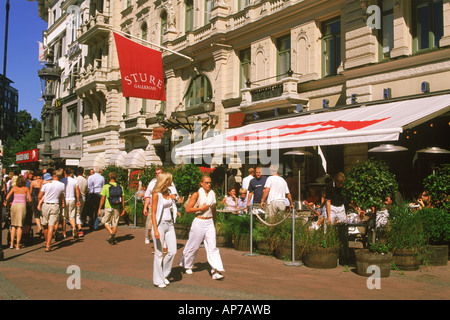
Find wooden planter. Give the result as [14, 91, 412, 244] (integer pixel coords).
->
[303, 247, 339, 269]
[393, 248, 420, 271]
[255, 240, 273, 255]
[216, 231, 232, 247]
[234, 233, 250, 251]
[355, 249, 393, 278]
[274, 240, 304, 261]
[423, 245, 448, 266]
[175, 225, 190, 240]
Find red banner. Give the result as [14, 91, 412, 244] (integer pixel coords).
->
[113, 32, 166, 101]
[16, 149, 39, 164]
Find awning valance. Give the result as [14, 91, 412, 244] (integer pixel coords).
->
[175, 94, 450, 157]
[79, 152, 106, 170]
[123, 148, 146, 169]
[109, 151, 127, 167]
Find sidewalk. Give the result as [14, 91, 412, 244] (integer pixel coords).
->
[0, 223, 449, 301]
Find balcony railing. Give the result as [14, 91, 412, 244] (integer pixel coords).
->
[77, 13, 111, 45]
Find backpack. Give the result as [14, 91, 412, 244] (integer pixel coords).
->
[108, 183, 122, 206]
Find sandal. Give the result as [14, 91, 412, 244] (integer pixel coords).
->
[45, 246, 53, 252]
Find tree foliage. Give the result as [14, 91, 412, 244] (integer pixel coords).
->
[3, 110, 41, 169]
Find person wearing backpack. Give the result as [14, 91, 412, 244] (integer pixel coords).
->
[98, 172, 124, 244]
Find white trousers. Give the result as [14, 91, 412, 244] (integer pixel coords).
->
[151, 220, 177, 286]
[179, 218, 225, 273]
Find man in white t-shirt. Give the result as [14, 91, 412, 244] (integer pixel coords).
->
[241, 168, 255, 193]
[38, 170, 65, 251]
[75, 167, 88, 234]
[260, 165, 293, 222]
[61, 168, 81, 239]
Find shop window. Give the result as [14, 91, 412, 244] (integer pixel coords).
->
[413, 0, 443, 52]
[322, 17, 341, 77]
[68, 106, 78, 134]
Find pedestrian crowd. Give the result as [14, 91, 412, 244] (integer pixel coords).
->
[1, 164, 422, 289]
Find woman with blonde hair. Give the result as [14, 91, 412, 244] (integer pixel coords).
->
[151, 172, 178, 288]
[179, 175, 225, 280]
[4, 176, 31, 249]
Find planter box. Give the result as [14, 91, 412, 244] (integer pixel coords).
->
[303, 247, 339, 269]
[355, 249, 393, 278]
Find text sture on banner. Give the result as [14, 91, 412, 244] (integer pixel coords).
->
[113, 32, 166, 101]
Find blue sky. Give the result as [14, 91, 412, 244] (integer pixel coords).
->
[0, 0, 47, 121]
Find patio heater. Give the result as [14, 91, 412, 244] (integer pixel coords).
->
[283, 150, 313, 267]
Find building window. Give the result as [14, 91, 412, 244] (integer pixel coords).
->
[380, 0, 394, 60]
[322, 17, 341, 77]
[413, 0, 443, 52]
[68, 106, 78, 134]
[186, 0, 194, 33]
[52, 112, 62, 138]
[238, 0, 250, 11]
[184, 75, 213, 108]
[277, 34, 291, 80]
[205, 0, 213, 25]
[161, 11, 167, 44]
[240, 48, 251, 91]
[141, 23, 148, 41]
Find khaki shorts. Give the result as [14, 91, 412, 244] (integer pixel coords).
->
[102, 207, 120, 228]
[63, 200, 77, 220]
[41, 203, 60, 226]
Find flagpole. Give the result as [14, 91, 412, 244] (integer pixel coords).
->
[109, 27, 194, 62]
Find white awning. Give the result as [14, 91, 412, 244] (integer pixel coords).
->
[109, 151, 127, 167]
[123, 148, 146, 169]
[79, 152, 106, 170]
[175, 94, 450, 157]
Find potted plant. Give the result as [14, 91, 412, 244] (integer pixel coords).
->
[303, 224, 340, 269]
[355, 242, 393, 278]
[386, 204, 427, 271]
[175, 206, 194, 240]
[252, 222, 274, 255]
[215, 211, 233, 247]
[342, 158, 399, 212]
[418, 207, 449, 266]
[228, 214, 251, 251]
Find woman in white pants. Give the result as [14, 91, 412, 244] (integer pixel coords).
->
[151, 172, 178, 288]
[179, 175, 225, 280]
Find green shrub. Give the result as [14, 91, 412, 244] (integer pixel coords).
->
[423, 163, 450, 211]
[306, 224, 339, 249]
[386, 203, 427, 250]
[101, 165, 128, 187]
[417, 207, 450, 245]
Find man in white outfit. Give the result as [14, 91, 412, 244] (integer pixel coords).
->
[260, 165, 294, 222]
[60, 168, 81, 239]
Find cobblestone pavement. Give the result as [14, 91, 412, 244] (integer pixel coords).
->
[0, 224, 449, 303]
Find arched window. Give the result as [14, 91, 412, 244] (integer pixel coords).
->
[184, 75, 213, 108]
